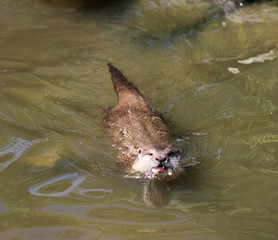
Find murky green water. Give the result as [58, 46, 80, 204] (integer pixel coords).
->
[0, 0, 278, 239]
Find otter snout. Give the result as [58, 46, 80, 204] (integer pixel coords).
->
[156, 156, 167, 162]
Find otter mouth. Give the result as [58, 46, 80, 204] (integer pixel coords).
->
[151, 165, 173, 176]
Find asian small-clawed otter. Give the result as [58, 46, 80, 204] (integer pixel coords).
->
[104, 63, 181, 179]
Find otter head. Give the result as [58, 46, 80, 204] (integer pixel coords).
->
[132, 145, 181, 179]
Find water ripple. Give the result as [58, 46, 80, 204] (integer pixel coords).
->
[0, 137, 36, 172]
[76, 187, 113, 199]
[29, 173, 84, 197]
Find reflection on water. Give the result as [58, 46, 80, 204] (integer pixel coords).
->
[0, 0, 278, 239]
[0, 138, 34, 172]
[29, 173, 84, 197]
[143, 179, 172, 208]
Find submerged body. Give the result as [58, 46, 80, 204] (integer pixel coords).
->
[104, 63, 181, 178]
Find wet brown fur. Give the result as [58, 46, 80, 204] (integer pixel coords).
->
[103, 63, 170, 168]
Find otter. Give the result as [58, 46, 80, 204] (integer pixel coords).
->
[103, 63, 181, 179]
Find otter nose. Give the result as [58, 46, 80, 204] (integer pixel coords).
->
[155, 156, 166, 162]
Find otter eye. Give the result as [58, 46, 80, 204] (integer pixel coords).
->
[168, 151, 177, 157]
[148, 153, 153, 156]
[168, 149, 181, 157]
[168, 152, 173, 157]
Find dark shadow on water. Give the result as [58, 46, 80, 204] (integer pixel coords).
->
[46, 0, 137, 11]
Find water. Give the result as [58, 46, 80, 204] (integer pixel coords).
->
[0, 0, 278, 239]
